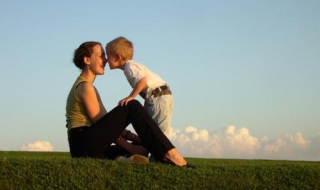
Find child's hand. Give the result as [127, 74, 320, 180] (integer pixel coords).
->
[118, 96, 134, 106]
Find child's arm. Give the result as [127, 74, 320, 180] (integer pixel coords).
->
[119, 77, 147, 106]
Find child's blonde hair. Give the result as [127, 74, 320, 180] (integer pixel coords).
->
[106, 36, 134, 61]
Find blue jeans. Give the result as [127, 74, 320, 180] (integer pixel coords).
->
[146, 94, 173, 137]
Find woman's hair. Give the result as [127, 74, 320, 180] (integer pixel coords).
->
[105, 36, 134, 61]
[73, 41, 101, 69]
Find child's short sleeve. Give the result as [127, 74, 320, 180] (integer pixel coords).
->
[124, 62, 146, 88]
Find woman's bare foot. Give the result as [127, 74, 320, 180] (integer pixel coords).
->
[163, 148, 187, 166]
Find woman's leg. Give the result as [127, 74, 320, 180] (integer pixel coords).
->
[68, 127, 89, 158]
[124, 100, 175, 159]
[104, 145, 131, 160]
[125, 100, 189, 166]
[84, 100, 174, 159]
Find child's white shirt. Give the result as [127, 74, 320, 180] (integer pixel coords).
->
[124, 60, 167, 98]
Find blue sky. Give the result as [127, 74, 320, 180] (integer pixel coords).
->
[0, 0, 319, 160]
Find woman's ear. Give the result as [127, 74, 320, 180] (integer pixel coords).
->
[83, 56, 90, 65]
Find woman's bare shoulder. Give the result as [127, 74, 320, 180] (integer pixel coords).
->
[76, 82, 97, 99]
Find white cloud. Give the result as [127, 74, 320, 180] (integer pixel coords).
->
[168, 125, 320, 161]
[20, 141, 54, 151]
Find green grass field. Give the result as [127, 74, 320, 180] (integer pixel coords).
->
[0, 151, 319, 190]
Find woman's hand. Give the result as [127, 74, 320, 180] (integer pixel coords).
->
[122, 130, 142, 143]
[115, 135, 148, 157]
[127, 144, 149, 157]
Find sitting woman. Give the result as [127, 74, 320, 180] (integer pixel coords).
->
[66, 41, 194, 168]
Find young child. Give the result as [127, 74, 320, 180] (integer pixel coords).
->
[105, 37, 173, 137]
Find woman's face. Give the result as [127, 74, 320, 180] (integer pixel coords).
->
[87, 45, 107, 75]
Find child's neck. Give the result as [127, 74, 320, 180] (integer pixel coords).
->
[119, 59, 130, 70]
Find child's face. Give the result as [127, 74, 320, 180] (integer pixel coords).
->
[106, 53, 122, 70]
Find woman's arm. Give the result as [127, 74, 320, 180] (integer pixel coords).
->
[121, 129, 142, 144]
[77, 81, 148, 156]
[115, 136, 148, 157]
[76, 82, 107, 123]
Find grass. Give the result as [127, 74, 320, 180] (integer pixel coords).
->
[0, 151, 319, 190]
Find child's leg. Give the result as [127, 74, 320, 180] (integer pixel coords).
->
[146, 95, 173, 137]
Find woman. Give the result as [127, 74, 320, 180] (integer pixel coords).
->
[66, 41, 195, 168]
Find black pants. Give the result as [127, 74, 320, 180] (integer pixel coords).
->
[68, 100, 174, 159]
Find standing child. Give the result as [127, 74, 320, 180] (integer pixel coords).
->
[105, 36, 173, 137]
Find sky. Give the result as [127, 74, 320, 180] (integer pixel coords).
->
[0, 0, 319, 161]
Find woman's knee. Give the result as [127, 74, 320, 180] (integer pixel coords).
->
[127, 99, 142, 108]
[129, 99, 140, 104]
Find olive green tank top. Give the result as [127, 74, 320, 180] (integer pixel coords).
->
[65, 76, 92, 130]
